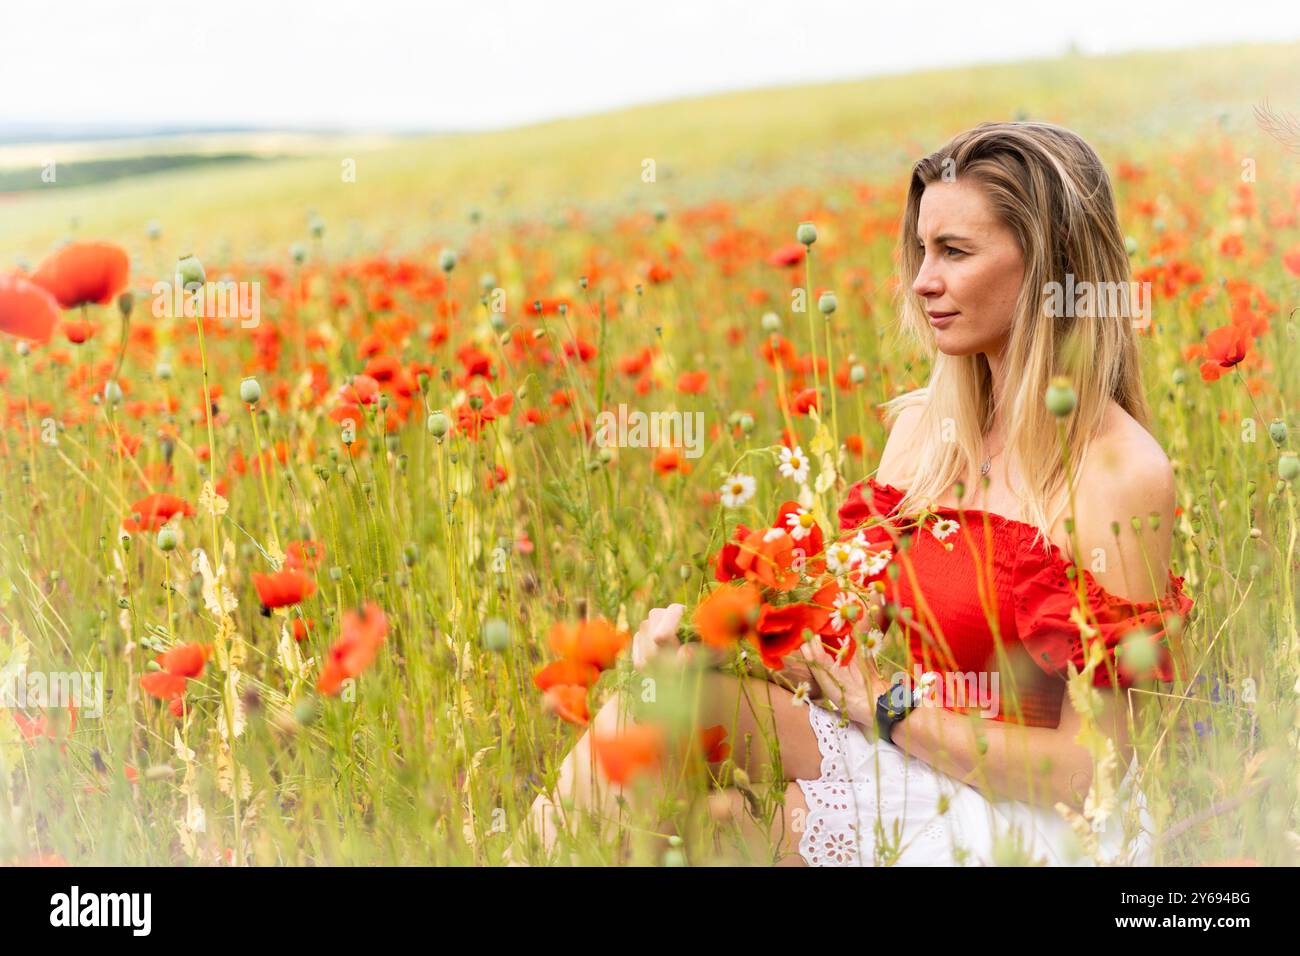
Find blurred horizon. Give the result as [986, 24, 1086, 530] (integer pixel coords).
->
[4, 0, 1300, 135]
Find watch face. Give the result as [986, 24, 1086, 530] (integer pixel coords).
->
[888, 682, 911, 711]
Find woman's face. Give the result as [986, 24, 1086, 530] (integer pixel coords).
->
[912, 179, 1025, 358]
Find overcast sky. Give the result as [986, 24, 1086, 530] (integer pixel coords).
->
[4, 0, 1299, 132]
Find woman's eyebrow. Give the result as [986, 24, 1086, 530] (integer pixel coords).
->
[917, 232, 971, 244]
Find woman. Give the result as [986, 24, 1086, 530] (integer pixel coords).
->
[522, 121, 1195, 866]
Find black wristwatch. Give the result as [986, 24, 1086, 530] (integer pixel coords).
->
[875, 679, 917, 745]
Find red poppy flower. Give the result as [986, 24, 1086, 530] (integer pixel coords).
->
[712, 523, 753, 582]
[752, 602, 828, 670]
[547, 619, 629, 671]
[252, 568, 317, 611]
[533, 658, 601, 691]
[698, 724, 731, 763]
[155, 642, 213, 679]
[0, 274, 60, 342]
[122, 494, 195, 533]
[692, 581, 762, 650]
[62, 319, 96, 344]
[1199, 324, 1249, 382]
[593, 724, 666, 784]
[734, 527, 800, 591]
[284, 539, 326, 572]
[29, 241, 129, 309]
[317, 602, 389, 695]
[766, 243, 805, 267]
[543, 685, 590, 726]
[676, 370, 709, 394]
[139, 671, 187, 701]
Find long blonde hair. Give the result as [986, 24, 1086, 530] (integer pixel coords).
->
[881, 121, 1152, 553]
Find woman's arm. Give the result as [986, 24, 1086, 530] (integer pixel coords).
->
[800, 640, 1133, 813]
[888, 679, 1134, 812]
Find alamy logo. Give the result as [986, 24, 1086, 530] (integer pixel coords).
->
[49, 886, 151, 936]
[151, 275, 261, 327]
[1043, 275, 1151, 330]
[593, 403, 705, 459]
[0, 667, 102, 718]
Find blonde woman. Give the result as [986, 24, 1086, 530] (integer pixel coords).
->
[521, 122, 1194, 866]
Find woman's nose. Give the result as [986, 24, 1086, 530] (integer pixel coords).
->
[912, 258, 943, 299]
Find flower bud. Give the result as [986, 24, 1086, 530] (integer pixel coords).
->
[850, 364, 865, 384]
[761, 312, 781, 332]
[1279, 453, 1299, 483]
[817, 292, 838, 315]
[239, 377, 262, 405]
[426, 411, 450, 438]
[439, 248, 457, 273]
[156, 527, 178, 552]
[1268, 419, 1288, 446]
[117, 291, 134, 318]
[290, 242, 307, 264]
[104, 379, 123, 404]
[1124, 236, 1138, 256]
[176, 253, 205, 293]
[1044, 376, 1076, 417]
[482, 617, 510, 653]
[796, 222, 817, 246]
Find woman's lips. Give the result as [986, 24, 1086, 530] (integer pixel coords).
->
[928, 311, 958, 329]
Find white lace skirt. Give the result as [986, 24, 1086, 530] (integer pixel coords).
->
[794, 702, 1156, 866]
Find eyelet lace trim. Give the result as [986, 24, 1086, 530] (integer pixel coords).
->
[795, 704, 953, 866]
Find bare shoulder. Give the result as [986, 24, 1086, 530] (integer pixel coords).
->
[874, 398, 927, 487]
[1069, 402, 1176, 601]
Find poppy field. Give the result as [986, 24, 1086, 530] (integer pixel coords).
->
[1, 45, 1299, 866]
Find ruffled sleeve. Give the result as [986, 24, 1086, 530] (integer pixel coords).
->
[838, 476, 906, 540]
[1011, 525, 1195, 689]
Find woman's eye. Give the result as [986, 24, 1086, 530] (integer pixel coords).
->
[945, 247, 966, 258]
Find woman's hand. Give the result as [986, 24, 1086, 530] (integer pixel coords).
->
[631, 604, 699, 670]
[798, 638, 889, 726]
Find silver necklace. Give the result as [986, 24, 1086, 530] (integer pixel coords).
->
[980, 455, 992, 477]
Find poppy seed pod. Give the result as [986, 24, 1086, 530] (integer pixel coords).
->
[1280, 453, 1299, 483]
[156, 527, 178, 552]
[850, 364, 865, 383]
[796, 222, 817, 246]
[290, 242, 307, 264]
[239, 377, 262, 405]
[1044, 377, 1076, 417]
[104, 379, 123, 404]
[761, 311, 781, 332]
[439, 248, 457, 273]
[483, 617, 509, 653]
[117, 291, 133, 317]
[176, 253, 205, 293]
[817, 292, 837, 315]
[1268, 420, 1287, 446]
[426, 411, 450, 438]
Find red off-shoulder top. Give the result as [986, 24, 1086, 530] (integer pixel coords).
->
[838, 476, 1195, 728]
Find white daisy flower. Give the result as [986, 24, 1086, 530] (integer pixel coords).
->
[825, 540, 860, 575]
[784, 506, 818, 541]
[860, 548, 892, 577]
[859, 626, 885, 659]
[762, 526, 788, 544]
[830, 592, 866, 632]
[791, 681, 811, 706]
[930, 517, 960, 541]
[778, 445, 809, 484]
[719, 473, 756, 509]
